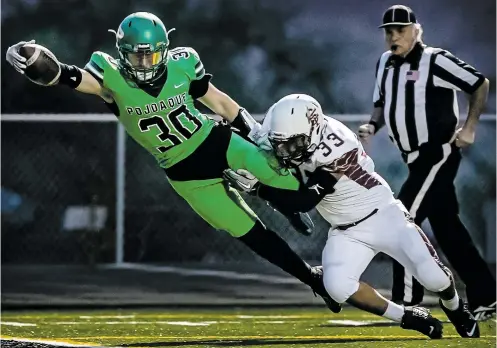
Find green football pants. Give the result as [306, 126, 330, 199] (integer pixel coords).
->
[168, 132, 299, 237]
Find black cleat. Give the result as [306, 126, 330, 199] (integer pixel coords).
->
[472, 301, 496, 322]
[440, 299, 480, 338]
[310, 266, 342, 313]
[401, 306, 443, 339]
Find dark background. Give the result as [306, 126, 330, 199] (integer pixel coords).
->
[1, 1, 495, 301]
[2, 0, 496, 115]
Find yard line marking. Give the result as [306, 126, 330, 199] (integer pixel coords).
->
[46, 318, 456, 327]
[237, 315, 303, 319]
[327, 319, 392, 326]
[71, 334, 497, 340]
[0, 322, 37, 327]
[158, 321, 211, 326]
[0, 337, 108, 347]
[3, 313, 382, 320]
[257, 321, 286, 324]
[79, 315, 135, 319]
[50, 320, 242, 326]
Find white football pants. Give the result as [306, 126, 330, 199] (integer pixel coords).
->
[322, 200, 451, 304]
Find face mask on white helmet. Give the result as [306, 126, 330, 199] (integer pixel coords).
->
[267, 94, 324, 165]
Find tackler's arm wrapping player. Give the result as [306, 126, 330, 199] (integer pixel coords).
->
[5, 12, 341, 313]
[225, 94, 481, 339]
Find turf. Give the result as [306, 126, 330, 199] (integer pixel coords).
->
[1, 307, 495, 348]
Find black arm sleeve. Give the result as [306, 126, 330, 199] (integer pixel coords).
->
[229, 108, 253, 141]
[257, 167, 338, 213]
[188, 73, 213, 99]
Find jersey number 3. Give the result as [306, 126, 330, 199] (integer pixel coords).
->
[138, 104, 202, 152]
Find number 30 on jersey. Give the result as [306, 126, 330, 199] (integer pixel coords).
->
[138, 104, 202, 152]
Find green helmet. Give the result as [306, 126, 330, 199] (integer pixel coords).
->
[112, 12, 172, 84]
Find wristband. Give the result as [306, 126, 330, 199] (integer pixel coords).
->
[58, 63, 82, 88]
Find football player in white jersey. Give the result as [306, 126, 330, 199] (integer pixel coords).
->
[224, 94, 480, 339]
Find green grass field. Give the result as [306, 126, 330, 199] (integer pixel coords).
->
[1, 307, 495, 348]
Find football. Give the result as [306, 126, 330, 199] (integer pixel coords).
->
[18, 43, 61, 86]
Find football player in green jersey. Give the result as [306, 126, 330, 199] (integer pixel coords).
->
[6, 12, 340, 313]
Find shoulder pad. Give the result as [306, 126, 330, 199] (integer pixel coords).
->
[312, 118, 361, 170]
[169, 47, 205, 80]
[84, 51, 118, 83]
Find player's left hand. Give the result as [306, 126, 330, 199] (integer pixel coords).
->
[223, 169, 259, 194]
[453, 127, 475, 148]
[249, 126, 273, 151]
[5, 40, 35, 74]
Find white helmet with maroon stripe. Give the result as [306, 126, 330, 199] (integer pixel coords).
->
[266, 94, 324, 165]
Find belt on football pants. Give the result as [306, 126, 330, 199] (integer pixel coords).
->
[336, 209, 379, 231]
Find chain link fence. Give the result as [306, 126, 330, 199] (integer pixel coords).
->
[2, 115, 495, 266]
[1, 119, 117, 264]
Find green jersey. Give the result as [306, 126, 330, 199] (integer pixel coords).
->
[85, 47, 215, 168]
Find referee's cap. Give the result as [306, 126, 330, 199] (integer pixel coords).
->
[379, 5, 417, 28]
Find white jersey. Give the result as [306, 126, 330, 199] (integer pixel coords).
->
[299, 116, 395, 226]
[252, 115, 395, 227]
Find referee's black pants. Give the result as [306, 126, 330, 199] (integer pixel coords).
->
[391, 142, 496, 310]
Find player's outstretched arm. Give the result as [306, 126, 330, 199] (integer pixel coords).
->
[5, 41, 110, 102]
[198, 83, 240, 122]
[198, 82, 260, 140]
[72, 69, 107, 98]
[183, 47, 259, 138]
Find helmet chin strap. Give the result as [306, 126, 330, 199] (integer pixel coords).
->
[288, 151, 313, 167]
[135, 70, 154, 82]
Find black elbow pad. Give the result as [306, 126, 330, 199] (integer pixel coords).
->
[188, 74, 212, 99]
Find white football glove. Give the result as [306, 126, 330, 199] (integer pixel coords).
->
[6, 40, 35, 74]
[358, 123, 375, 142]
[249, 125, 273, 151]
[223, 169, 259, 193]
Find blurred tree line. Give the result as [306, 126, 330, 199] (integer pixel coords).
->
[1, 0, 495, 265]
[2, 0, 344, 114]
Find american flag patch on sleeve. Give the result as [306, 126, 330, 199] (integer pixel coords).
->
[406, 70, 419, 81]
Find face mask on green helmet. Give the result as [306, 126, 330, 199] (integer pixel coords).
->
[120, 43, 168, 83]
[110, 12, 174, 84]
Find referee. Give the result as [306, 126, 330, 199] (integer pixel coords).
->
[358, 5, 496, 320]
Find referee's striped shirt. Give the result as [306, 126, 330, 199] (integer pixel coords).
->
[373, 42, 486, 159]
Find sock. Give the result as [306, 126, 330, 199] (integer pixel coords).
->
[437, 277, 456, 301]
[383, 301, 405, 322]
[441, 293, 460, 311]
